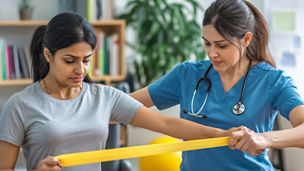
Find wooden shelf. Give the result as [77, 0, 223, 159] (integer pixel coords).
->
[0, 20, 125, 26]
[0, 75, 126, 86]
[0, 20, 126, 86]
[0, 79, 33, 86]
[91, 75, 126, 85]
[0, 20, 48, 26]
[91, 20, 125, 26]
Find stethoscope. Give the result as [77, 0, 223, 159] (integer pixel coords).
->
[183, 61, 252, 118]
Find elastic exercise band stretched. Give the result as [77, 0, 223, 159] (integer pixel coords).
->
[55, 137, 229, 167]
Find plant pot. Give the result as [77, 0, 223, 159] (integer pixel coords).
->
[19, 9, 33, 20]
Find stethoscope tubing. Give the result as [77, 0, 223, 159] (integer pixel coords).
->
[191, 90, 209, 116]
[185, 60, 252, 117]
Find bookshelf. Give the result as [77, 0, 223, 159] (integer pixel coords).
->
[0, 20, 126, 86]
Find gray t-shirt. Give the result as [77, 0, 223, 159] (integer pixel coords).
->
[0, 82, 142, 171]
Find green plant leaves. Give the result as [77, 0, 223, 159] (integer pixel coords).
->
[19, 0, 33, 10]
[119, 0, 206, 87]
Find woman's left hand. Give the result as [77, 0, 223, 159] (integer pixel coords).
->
[228, 126, 270, 155]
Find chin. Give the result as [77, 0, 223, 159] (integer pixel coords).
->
[70, 81, 82, 87]
[212, 64, 224, 72]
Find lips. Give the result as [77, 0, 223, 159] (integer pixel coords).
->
[212, 60, 222, 66]
[71, 77, 83, 82]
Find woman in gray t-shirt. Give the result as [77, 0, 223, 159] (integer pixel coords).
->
[0, 12, 237, 171]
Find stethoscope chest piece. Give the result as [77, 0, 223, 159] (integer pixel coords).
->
[232, 102, 245, 115]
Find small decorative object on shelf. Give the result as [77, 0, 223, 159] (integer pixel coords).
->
[19, 0, 34, 20]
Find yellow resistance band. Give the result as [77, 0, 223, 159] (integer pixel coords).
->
[55, 136, 229, 167]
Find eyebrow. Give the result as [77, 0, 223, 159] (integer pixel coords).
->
[64, 54, 92, 58]
[202, 36, 226, 43]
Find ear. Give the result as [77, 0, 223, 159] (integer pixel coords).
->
[242, 32, 253, 48]
[43, 47, 52, 62]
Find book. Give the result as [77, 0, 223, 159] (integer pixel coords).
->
[1, 39, 6, 80]
[6, 44, 11, 79]
[97, 31, 105, 76]
[109, 34, 119, 75]
[17, 46, 30, 78]
[104, 35, 108, 75]
[13, 46, 21, 79]
[0, 38, 2, 80]
[10, 46, 16, 79]
[23, 45, 32, 77]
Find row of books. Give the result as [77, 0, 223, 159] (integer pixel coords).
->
[0, 38, 32, 81]
[0, 31, 119, 81]
[89, 31, 120, 77]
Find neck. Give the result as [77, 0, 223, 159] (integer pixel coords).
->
[41, 76, 82, 100]
[217, 59, 253, 93]
[218, 59, 251, 81]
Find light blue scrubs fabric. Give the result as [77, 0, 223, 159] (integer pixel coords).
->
[148, 60, 304, 171]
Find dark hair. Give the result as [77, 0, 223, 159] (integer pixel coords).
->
[30, 12, 96, 82]
[203, 0, 276, 67]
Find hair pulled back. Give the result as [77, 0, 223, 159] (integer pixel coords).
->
[30, 12, 96, 82]
[203, 0, 275, 67]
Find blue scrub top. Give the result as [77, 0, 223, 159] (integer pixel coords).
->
[148, 60, 304, 171]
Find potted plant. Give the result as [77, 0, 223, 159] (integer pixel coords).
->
[119, 0, 206, 88]
[19, 0, 34, 20]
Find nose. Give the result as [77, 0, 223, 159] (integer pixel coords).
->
[74, 62, 84, 75]
[207, 45, 218, 58]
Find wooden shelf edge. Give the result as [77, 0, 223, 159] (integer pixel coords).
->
[0, 20, 48, 26]
[0, 20, 125, 26]
[0, 79, 33, 86]
[91, 74, 126, 82]
[0, 75, 126, 86]
[91, 20, 125, 26]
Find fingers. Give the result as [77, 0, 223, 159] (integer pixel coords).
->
[228, 126, 267, 156]
[37, 156, 63, 171]
[235, 135, 250, 152]
[228, 126, 247, 149]
[247, 149, 265, 156]
[42, 156, 60, 166]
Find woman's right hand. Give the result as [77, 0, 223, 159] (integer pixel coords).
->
[37, 156, 63, 171]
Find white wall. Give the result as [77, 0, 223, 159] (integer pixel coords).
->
[0, 0, 58, 20]
[262, 1, 304, 170]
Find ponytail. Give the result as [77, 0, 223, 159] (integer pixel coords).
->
[245, 1, 276, 68]
[30, 25, 49, 82]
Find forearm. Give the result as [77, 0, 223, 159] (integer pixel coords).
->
[131, 106, 227, 140]
[158, 117, 226, 140]
[262, 122, 304, 148]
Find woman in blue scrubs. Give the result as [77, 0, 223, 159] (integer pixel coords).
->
[130, 0, 304, 170]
